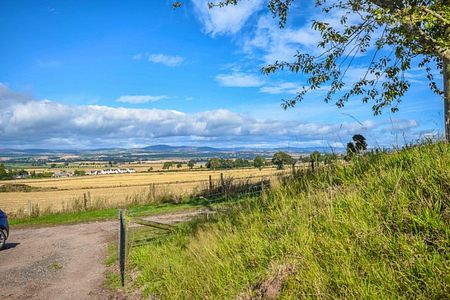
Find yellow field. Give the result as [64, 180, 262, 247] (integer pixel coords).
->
[0, 167, 288, 215]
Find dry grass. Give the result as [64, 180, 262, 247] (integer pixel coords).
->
[0, 167, 288, 215]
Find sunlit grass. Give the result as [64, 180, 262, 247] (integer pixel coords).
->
[127, 142, 450, 299]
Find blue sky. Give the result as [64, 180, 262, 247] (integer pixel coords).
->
[0, 0, 444, 149]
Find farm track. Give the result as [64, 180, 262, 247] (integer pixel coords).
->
[0, 209, 208, 300]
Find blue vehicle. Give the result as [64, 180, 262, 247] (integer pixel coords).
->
[0, 209, 9, 250]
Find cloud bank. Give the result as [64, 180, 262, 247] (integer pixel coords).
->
[0, 84, 421, 149]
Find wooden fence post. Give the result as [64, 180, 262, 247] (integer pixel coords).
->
[209, 175, 213, 192]
[87, 191, 92, 206]
[83, 193, 88, 210]
[28, 200, 32, 217]
[118, 209, 126, 287]
[152, 183, 156, 201]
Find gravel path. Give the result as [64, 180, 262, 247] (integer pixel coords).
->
[0, 210, 206, 300]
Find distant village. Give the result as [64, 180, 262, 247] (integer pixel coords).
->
[52, 168, 136, 178]
[85, 168, 136, 176]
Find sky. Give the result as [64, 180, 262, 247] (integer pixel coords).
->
[0, 0, 445, 149]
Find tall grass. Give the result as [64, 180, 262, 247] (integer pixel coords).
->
[128, 142, 450, 299]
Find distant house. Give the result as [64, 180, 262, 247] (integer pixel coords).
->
[52, 171, 73, 178]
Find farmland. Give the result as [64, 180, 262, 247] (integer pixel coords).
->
[0, 166, 288, 215]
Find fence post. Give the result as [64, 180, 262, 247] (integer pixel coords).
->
[152, 183, 156, 201]
[83, 193, 88, 210]
[220, 173, 224, 192]
[28, 200, 32, 217]
[118, 209, 126, 287]
[209, 175, 213, 194]
[87, 191, 92, 206]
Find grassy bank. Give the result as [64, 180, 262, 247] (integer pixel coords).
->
[128, 142, 449, 299]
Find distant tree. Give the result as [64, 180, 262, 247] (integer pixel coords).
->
[0, 164, 10, 180]
[74, 169, 86, 176]
[176, 162, 183, 168]
[353, 134, 368, 152]
[206, 158, 221, 170]
[272, 151, 295, 170]
[162, 162, 173, 170]
[253, 156, 266, 170]
[346, 134, 368, 159]
[148, 167, 154, 172]
[187, 160, 195, 169]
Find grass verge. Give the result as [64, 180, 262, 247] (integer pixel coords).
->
[9, 202, 200, 228]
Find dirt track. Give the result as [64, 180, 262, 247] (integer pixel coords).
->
[0, 210, 206, 299]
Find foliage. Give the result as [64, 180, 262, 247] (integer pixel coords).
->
[247, 0, 449, 114]
[253, 156, 266, 170]
[0, 164, 29, 180]
[73, 169, 86, 176]
[162, 162, 173, 170]
[347, 134, 368, 158]
[29, 171, 53, 179]
[206, 158, 253, 170]
[271, 151, 295, 169]
[187, 160, 195, 169]
[129, 142, 450, 299]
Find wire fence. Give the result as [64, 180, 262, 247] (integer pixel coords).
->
[117, 173, 284, 287]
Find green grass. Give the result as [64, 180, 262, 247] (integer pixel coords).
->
[127, 142, 450, 299]
[9, 202, 200, 227]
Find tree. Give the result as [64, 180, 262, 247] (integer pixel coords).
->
[187, 160, 195, 169]
[74, 169, 86, 176]
[272, 151, 295, 170]
[346, 134, 368, 158]
[353, 134, 368, 152]
[176, 162, 183, 168]
[206, 158, 221, 170]
[162, 162, 173, 170]
[198, 0, 450, 141]
[253, 156, 266, 170]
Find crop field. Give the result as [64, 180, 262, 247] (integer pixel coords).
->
[0, 167, 289, 215]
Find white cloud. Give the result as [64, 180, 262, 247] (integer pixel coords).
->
[0, 84, 421, 149]
[259, 82, 301, 94]
[216, 72, 265, 87]
[191, 0, 264, 36]
[116, 95, 169, 104]
[132, 53, 184, 67]
[148, 54, 184, 67]
[243, 10, 369, 64]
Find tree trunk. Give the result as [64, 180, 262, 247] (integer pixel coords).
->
[444, 57, 450, 142]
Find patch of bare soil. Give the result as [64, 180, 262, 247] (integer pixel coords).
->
[0, 209, 207, 299]
[238, 263, 296, 300]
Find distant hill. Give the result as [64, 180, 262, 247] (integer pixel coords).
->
[142, 145, 222, 152]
